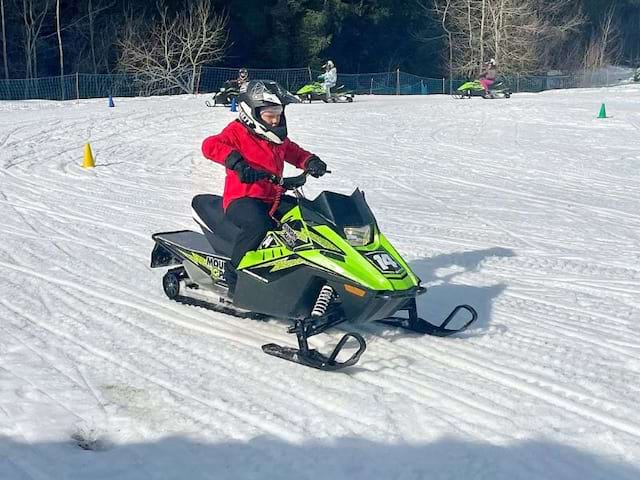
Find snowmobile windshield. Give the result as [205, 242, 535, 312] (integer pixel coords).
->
[299, 189, 375, 236]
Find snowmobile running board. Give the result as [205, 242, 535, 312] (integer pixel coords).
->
[377, 298, 478, 336]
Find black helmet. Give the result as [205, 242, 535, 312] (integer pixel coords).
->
[238, 68, 249, 81]
[238, 80, 298, 144]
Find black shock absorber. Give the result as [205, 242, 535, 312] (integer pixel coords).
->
[311, 285, 334, 317]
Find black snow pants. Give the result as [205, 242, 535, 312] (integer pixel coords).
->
[224, 196, 295, 292]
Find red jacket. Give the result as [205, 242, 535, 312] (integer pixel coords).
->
[202, 120, 313, 210]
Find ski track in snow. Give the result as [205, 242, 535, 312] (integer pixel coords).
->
[1, 88, 640, 479]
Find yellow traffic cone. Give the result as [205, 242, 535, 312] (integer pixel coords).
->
[83, 143, 95, 168]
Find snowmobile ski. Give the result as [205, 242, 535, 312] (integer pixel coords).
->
[262, 317, 366, 371]
[377, 298, 477, 336]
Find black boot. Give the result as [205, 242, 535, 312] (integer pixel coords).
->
[225, 264, 238, 298]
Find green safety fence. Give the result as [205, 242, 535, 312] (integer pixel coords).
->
[0, 67, 632, 101]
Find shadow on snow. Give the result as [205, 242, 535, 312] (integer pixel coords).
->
[406, 247, 514, 334]
[1, 434, 637, 480]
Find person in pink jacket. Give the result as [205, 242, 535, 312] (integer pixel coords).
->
[479, 58, 497, 94]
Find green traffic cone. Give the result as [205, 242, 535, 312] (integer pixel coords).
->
[597, 103, 607, 119]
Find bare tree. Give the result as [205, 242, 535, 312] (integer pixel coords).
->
[55, 0, 62, 77]
[88, 0, 96, 72]
[583, 5, 622, 70]
[1, 0, 8, 78]
[19, 0, 51, 78]
[117, 0, 229, 94]
[425, 0, 583, 77]
[428, 0, 453, 90]
[86, 0, 114, 73]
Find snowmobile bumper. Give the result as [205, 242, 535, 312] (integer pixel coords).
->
[336, 284, 426, 324]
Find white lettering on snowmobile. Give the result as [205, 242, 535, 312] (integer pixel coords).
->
[206, 256, 226, 273]
[281, 224, 298, 248]
[261, 235, 276, 249]
[368, 252, 402, 273]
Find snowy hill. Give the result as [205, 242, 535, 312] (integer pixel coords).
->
[1, 86, 640, 479]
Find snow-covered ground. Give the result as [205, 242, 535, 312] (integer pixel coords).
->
[1, 85, 640, 479]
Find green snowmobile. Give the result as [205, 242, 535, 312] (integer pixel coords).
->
[150, 172, 477, 371]
[296, 81, 355, 103]
[453, 79, 512, 99]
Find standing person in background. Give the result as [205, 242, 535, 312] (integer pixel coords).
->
[318, 60, 337, 101]
[479, 58, 497, 96]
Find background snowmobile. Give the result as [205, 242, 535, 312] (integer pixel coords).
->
[296, 81, 355, 103]
[205, 80, 241, 107]
[453, 79, 512, 99]
[150, 172, 477, 371]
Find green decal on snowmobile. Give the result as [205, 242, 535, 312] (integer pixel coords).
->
[265, 256, 308, 273]
[178, 248, 224, 279]
[307, 228, 342, 252]
[239, 245, 294, 269]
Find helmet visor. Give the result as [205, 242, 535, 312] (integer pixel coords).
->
[259, 105, 283, 115]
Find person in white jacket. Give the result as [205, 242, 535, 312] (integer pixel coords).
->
[318, 60, 337, 101]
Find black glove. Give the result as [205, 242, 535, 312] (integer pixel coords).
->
[225, 151, 269, 184]
[306, 155, 327, 178]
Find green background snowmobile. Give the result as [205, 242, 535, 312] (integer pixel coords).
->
[150, 173, 476, 371]
[296, 81, 355, 103]
[453, 79, 512, 99]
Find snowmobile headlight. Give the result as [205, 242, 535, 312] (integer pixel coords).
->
[344, 225, 371, 246]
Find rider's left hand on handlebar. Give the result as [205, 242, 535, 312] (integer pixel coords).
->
[306, 155, 328, 178]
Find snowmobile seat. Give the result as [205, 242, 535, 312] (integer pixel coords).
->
[191, 194, 239, 257]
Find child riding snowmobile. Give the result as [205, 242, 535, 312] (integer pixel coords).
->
[205, 68, 250, 107]
[296, 82, 355, 103]
[454, 59, 511, 99]
[453, 79, 512, 99]
[150, 177, 478, 371]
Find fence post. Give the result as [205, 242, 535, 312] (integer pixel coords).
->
[516, 73, 520, 93]
[441, 78, 444, 94]
[396, 68, 400, 95]
[195, 66, 202, 95]
[370, 77, 373, 95]
[76, 72, 80, 102]
[307, 66, 313, 82]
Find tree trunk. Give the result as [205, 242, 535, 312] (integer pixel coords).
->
[56, 0, 64, 99]
[88, 0, 97, 73]
[56, 0, 63, 77]
[1, 0, 8, 79]
[479, 0, 486, 72]
[23, 0, 32, 78]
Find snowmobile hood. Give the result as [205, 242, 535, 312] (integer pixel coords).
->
[237, 189, 421, 292]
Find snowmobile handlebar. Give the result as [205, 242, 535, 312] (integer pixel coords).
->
[269, 169, 332, 191]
